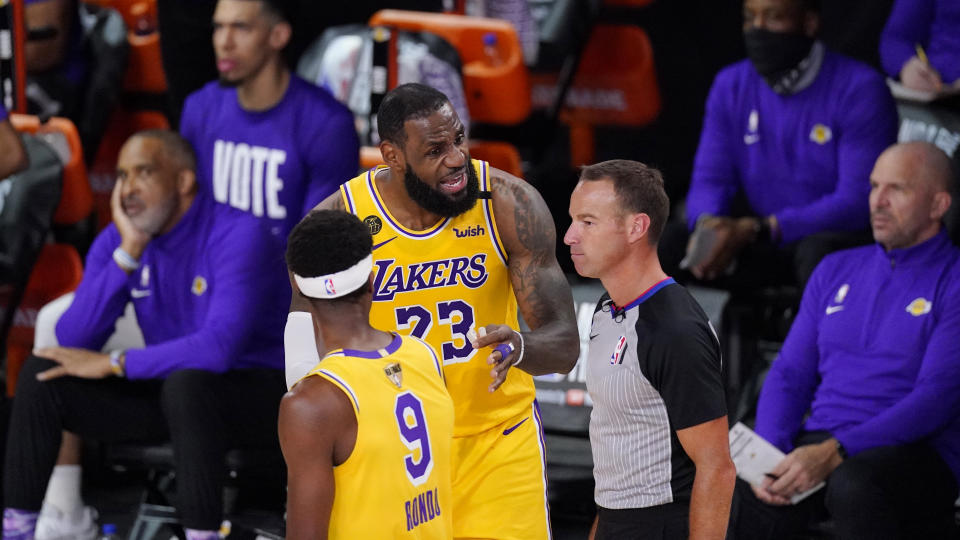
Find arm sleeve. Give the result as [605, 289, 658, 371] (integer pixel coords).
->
[754, 262, 827, 452]
[879, 0, 934, 79]
[301, 103, 359, 217]
[774, 74, 898, 244]
[285, 311, 322, 389]
[834, 274, 960, 454]
[55, 227, 131, 349]
[648, 321, 726, 430]
[685, 72, 740, 230]
[124, 221, 283, 379]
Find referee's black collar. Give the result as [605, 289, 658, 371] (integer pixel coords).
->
[608, 277, 676, 318]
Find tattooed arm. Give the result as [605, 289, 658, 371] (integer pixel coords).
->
[473, 168, 579, 389]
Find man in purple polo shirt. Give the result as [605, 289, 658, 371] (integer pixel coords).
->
[180, 0, 359, 241]
[664, 0, 898, 287]
[728, 141, 960, 539]
[2, 131, 288, 540]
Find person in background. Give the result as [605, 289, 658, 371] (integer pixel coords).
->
[662, 0, 898, 288]
[180, 0, 359, 241]
[728, 142, 960, 540]
[2, 130, 288, 540]
[880, 0, 960, 92]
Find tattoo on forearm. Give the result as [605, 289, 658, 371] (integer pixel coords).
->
[505, 181, 571, 331]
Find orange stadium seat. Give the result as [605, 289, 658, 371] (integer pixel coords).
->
[6, 243, 84, 396]
[5, 115, 91, 395]
[359, 140, 523, 179]
[89, 107, 170, 230]
[369, 9, 531, 126]
[529, 24, 660, 167]
[84, 0, 168, 93]
[366, 10, 529, 178]
[10, 114, 93, 226]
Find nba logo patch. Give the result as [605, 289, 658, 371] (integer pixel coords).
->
[610, 335, 627, 365]
[324, 279, 336, 296]
[809, 124, 832, 145]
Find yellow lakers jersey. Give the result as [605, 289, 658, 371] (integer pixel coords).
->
[306, 334, 454, 539]
[341, 159, 536, 436]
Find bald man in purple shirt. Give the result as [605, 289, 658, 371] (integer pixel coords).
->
[728, 142, 960, 540]
[2, 131, 287, 540]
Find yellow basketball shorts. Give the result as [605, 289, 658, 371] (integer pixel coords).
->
[451, 401, 552, 540]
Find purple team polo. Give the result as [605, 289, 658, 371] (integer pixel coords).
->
[56, 194, 288, 379]
[881, 0, 960, 85]
[756, 231, 960, 483]
[686, 51, 898, 244]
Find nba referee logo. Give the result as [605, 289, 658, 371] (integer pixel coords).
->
[610, 335, 627, 365]
[364, 215, 383, 235]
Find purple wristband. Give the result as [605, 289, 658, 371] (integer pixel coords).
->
[494, 342, 515, 362]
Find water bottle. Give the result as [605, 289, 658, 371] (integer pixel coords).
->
[482, 32, 503, 67]
[97, 523, 121, 540]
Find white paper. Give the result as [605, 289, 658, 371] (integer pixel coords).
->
[728, 422, 824, 504]
[886, 78, 960, 103]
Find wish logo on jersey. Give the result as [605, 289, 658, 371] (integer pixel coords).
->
[212, 140, 288, 219]
[371, 254, 489, 301]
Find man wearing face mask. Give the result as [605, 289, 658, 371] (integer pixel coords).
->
[666, 0, 898, 288]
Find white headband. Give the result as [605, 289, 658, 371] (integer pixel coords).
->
[294, 254, 373, 299]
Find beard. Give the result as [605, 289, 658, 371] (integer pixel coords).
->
[404, 163, 480, 218]
[126, 195, 178, 237]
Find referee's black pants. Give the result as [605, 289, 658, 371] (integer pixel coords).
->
[728, 431, 959, 540]
[3, 355, 286, 530]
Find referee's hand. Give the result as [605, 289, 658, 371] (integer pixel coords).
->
[467, 324, 522, 392]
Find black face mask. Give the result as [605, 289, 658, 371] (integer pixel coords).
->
[743, 28, 814, 82]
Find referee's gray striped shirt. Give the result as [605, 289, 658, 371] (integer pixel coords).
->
[586, 284, 725, 510]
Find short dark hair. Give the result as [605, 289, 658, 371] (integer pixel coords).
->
[377, 83, 450, 146]
[227, 0, 290, 23]
[579, 159, 670, 244]
[133, 129, 197, 173]
[286, 210, 373, 302]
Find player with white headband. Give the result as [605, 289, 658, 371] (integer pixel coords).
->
[279, 209, 455, 539]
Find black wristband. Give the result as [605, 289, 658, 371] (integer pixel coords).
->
[835, 439, 848, 459]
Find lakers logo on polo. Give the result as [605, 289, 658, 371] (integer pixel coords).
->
[364, 215, 383, 235]
[191, 276, 208, 296]
[810, 124, 832, 145]
[905, 297, 931, 316]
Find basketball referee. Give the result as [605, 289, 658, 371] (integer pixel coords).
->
[564, 160, 735, 540]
